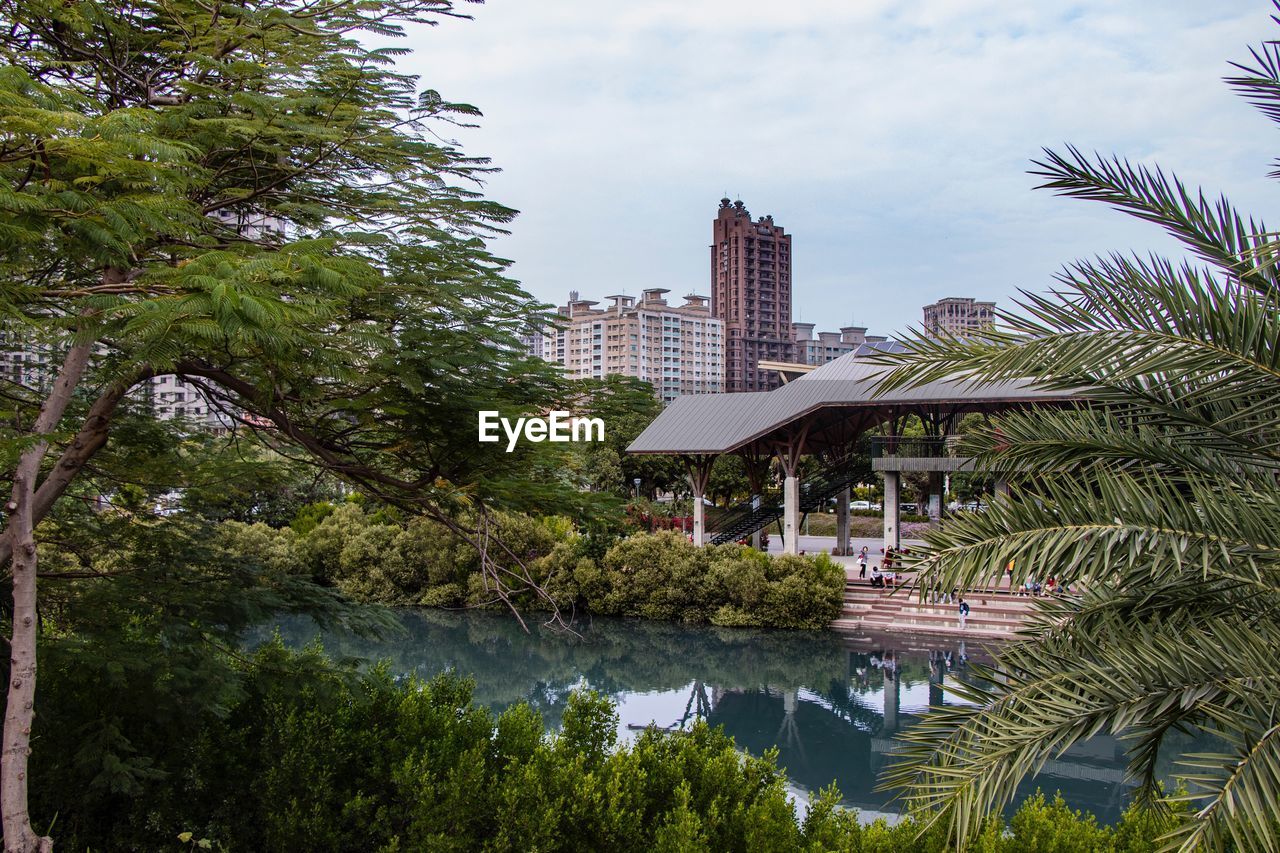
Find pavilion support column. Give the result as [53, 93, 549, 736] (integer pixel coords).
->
[883, 471, 901, 552]
[681, 454, 717, 547]
[750, 494, 762, 550]
[783, 474, 800, 555]
[927, 470, 944, 523]
[773, 429, 809, 557]
[883, 664, 900, 734]
[835, 487, 851, 555]
[740, 449, 772, 552]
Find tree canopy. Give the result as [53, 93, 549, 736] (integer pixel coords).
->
[0, 0, 630, 847]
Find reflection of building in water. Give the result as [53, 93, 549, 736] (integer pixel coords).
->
[704, 634, 1138, 821]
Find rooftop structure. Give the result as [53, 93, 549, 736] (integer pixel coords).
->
[792, 323, 896, 366]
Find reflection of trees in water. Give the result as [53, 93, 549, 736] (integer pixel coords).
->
[259, 609, 852, 728]
[258, 610, 1205, 824]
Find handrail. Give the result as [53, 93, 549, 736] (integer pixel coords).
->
[868, 436, 963, 459]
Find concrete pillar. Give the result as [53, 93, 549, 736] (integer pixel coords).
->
[783, 474, 800, 555]
[750, 493, 762, 550]
[692, 497, 705, 547]
[883, 471, 900, 551]
[927, 471, 944, 522]
[835, 487, 851, 555]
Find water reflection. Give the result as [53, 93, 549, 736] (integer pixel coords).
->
[260, 609, 1185, 823]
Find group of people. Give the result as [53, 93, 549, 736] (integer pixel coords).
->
[856, 545, 915, 589]
[857, 546, 895, 589]
[853, 544, 971, 627]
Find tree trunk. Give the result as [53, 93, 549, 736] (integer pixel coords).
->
[0, 378, 138, 570]
[2, 337, 93, 853]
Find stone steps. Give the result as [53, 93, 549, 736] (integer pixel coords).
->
[833, 579, 1039, 638]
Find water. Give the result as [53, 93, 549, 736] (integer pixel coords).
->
[261, 608, 1191, 824]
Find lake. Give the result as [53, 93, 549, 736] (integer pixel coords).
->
[262, 608, 1195, 824]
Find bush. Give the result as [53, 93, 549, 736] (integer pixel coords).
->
[567, 533, 843, 629]
[249, 510, 846, 630]
[29, 641, 1183, 851]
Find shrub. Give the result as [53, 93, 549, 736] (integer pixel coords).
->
[226, 511, 844, 629]
[30, 635, 1180, 852]
[584, 534, 843, 629]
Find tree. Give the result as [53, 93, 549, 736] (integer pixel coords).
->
[875, 17, 1280, 853]
[569, 376, 683, 500]
[0, 0, 574, 847]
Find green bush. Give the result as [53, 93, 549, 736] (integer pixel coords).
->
[29, 640, 1185, 851]
[558, 533, 844, 629]
[231, 510, 846, 630]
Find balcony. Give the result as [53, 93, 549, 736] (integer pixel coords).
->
[869, 436, 974, 472]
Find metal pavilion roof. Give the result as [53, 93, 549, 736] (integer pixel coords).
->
[626, 353, 1076, 456]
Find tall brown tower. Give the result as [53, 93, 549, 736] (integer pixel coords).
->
[711, 198, 794, 391]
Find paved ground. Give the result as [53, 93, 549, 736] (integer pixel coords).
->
[762, 534, 927, 573]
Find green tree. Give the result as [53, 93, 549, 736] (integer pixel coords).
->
[0, 0, 574, 846]
[876, 19, 1280, 853]
[569, 375, 683, 499]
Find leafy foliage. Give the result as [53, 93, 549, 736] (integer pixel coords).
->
[220, 510, 846, 629]
[872, 13, 1280, 852]
[29, 630, 1181, 852]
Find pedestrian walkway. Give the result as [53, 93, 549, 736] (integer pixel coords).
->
[765, 534, 926, 565]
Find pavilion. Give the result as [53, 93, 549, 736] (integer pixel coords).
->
[626, 352, 1076, 554]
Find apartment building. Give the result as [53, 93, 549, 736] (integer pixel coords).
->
[0, 212, 284, 433]
[922, 297, 996, 337]
[539, 288, 724, 403]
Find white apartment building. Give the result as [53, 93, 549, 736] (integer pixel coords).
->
[0, 210, 284, 432]
[539, 288, 725, 403]
[0, 330, 236, 432]
[791, 323, 891, 366]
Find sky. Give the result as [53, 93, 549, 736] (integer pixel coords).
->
[393, 1, 1276, 337]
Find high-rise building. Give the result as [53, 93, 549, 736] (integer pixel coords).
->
[711, 198, 794, 391]
[922, 297, 996, 337]
[538, 288, 724, 403]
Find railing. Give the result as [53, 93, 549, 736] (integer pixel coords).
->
[868, 436, 964, 459]
[706, 456, 868, 546]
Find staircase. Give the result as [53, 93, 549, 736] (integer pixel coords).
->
[707, 458, 865, 546]
[707, 487, 783, 546]
[831, 580, 1040, 639]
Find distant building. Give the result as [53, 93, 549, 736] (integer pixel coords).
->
[792, 323, 891, 366]
[922, 297, 996, 337]
[539, 288, 724, 403]
[711, 198, 794, 392]
[0, 209, 285, 433]
[0, 329, 236, 432]
[519, 328, 545, 360]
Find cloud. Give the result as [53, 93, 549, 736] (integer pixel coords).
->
[386, 0, 1273, 335]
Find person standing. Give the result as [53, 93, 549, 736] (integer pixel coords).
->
[858, 547, 868, 579]
[958, 597, 970, 630]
